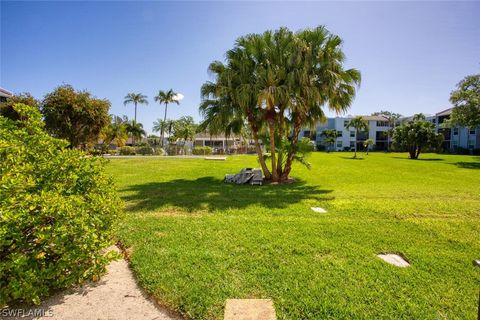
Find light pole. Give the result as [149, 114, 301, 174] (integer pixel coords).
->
[474, 259, 480, 320]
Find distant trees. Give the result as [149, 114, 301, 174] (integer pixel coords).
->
[123, 93, 148, 123]
[346, 116, 369, 158]
[392, 114, 443, 159]
[42, 85, 111, 149]
[155, 89, 181, 147]
[448, 74, 480, 129]
[200, 26, 360, 182]
[320, 129, 338, 152]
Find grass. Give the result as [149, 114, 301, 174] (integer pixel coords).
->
[107, 152, 480, 319]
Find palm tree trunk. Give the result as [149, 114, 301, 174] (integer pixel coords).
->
[161, 103, 168, 147]
[276, 110, 285, 178]
[354, 129, 358, 158]
[281, 116, 302, 181]
[268, 119, 278, 182]
[246, 112, 271, 180]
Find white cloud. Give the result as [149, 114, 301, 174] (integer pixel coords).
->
[173, 93, 184, 101]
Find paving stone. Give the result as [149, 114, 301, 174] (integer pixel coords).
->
[311, 207, 327, 213]
[224, 299, 276, 320]
[377, 253, 410, 267]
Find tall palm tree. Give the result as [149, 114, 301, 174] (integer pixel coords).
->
[320, 129, 338, 152]
[200, 26, 360, 182]
[125, 120, 146, 146]
[155, 89, 180, 147]
[346, 116, 369, 158]
[123, 93, 148, 124]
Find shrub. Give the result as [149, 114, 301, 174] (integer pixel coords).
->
[119, 146, 136, 155]
[0, 104, 121, 306]
[453, 146, 471, 155]
[192, 146, 213, 155]
[152, 148, 165, 155]
[472, 148, 480, 155]
[136, 146, 154, 155]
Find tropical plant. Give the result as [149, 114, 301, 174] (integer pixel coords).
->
[392, 114, 444, 159]
[123, 93, 148, 124]
[172, 116, 197, 141]
[101, 117, 128, 147]
[448, 74, 480, 128]
[152, 118, 175, 145]
[320, 129, 338, 152]
[125, 121, 146, 146]
[363, 138, 374, 155]
[346, 116, 369, 158]
[154, 89, 181, 147]
[41, 85, 111, 149]
[200, 26, 360, 182]
[0, 104, 121, 306]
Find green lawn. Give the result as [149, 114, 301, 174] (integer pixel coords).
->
[107, 152, 480, 319]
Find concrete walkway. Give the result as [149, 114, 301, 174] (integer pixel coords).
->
[5, 248, 180, 320]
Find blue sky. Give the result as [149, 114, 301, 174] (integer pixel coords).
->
[1, 1, 479, 134]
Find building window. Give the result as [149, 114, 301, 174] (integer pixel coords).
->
[336, 141, 342, 148]
[376, 121, 389, 127]
[344, 120, 349, 128]
[453, 127, 459, 135]
[303, 130, 311, 137]
[452, 140, 458, 146]
[350, 141, 355, 148]
[350, 131, 355, 138]
[470, 129, 476, 135]
[336, 130, 343, 137]
[469, 140, 475, 149]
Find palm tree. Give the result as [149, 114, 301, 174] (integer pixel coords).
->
[123, 93, 148, 124]
[125, 121, 146, 146]
[155, 89, 180, 147]
[363, 138, 374, 155]
[200, 26, 361, 182]
[102, 122, 128, 147]
[320, 129, 338, 152]
[346, 116, 369, 158]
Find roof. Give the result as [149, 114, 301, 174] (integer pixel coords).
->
[0, 87, 13, 98]
[436, 108, 453, 117]
[362, 115, 389, 121]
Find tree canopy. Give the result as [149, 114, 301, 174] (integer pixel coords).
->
[41, 85, 111, 149]
[0, 92, 39, 121]
[392, 114, 444, 159]
[200, 26, 360, 182]
[448, 74, 480, 129]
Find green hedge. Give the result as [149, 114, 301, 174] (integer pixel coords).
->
[192, 146, 213, 155]
[119, 146, 136, 155]
[0, 104, 121, 306]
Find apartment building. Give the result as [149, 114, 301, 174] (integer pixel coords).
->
[305, 115, 392, 151]
[303, 108, 480, 152]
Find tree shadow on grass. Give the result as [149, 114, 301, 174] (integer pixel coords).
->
[454, 161, 480, 169]
[120, 177, 334, 213]
[392, 156, 444, 161]
[339, 156, 365, 160]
